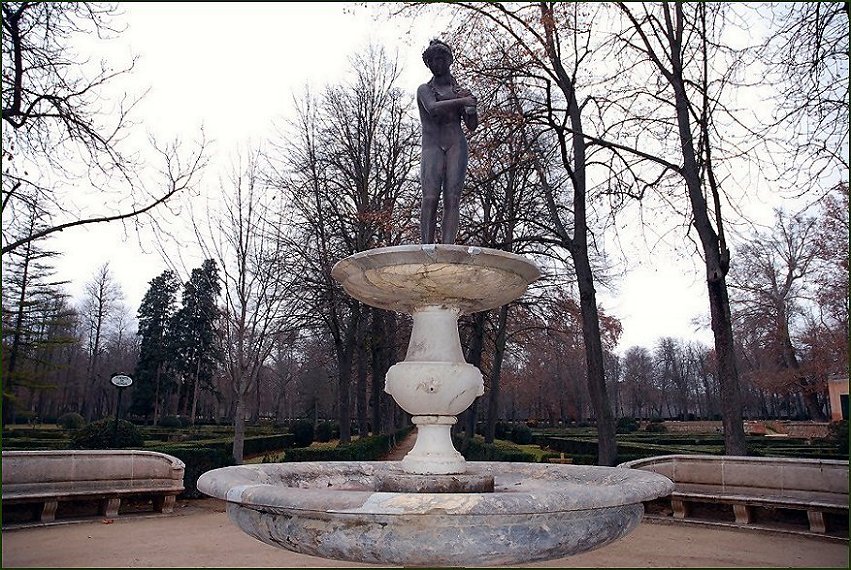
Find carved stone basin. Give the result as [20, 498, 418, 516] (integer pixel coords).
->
[197, 461, 674, 567]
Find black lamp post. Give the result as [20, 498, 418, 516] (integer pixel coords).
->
[110, 373, 133, 447]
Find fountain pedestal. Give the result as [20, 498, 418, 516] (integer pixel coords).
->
[331, 244, 540, 475]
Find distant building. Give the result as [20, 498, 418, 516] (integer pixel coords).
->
[827, 375, 849, 421]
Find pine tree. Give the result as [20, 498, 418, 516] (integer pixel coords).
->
[131, 270, 179, 424]
[1, 203, 70, 425]
[171, 259, 222, 425]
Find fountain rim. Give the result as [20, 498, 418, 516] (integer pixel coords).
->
[330, 244, 542, 314]
[197, 461, 674, 516]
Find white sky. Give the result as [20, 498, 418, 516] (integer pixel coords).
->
[46, 2, 739, 354]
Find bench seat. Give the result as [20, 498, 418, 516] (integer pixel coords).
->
[2, 450, 185, 524]
[619, 454, 848, 535]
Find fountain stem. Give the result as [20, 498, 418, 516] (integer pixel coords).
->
[384, 305, 484, 475]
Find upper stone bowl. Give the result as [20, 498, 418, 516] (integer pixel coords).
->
[331, 244, 541, 314]
[197, 461, 674, 567]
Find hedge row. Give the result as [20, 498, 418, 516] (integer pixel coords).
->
[285, 428, 414, 462]
[155, 433, 295, 457]
[454, 437, 540, 463]
[147, 445, 234, 499]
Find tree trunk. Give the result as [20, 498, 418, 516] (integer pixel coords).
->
[486, 306, 509, 444]
[707, 278, 748, 454]
[356, 317, 369, 437]
[232, 389, 246, 464]
[369, 308, 386, 435]
[460, 312, 486, 445]
[190, 358, 202, 427]
[153, 364, 162, 426]
[574, 253, 618, 466]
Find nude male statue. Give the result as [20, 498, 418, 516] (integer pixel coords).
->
[417, 39, 478, 244]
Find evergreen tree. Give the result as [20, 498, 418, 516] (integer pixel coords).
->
[171, 259, 222, 425]
[131, 270, 179, 424]
[1, 202, 70, 425]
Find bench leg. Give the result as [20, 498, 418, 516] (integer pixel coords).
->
[100, 498, 121, 518]
[807, 510, 826, 533]
[733, 504, 753, 524]
[40, 500, 58, 522]
[153, 495, 176, 514]
[671, 498, 689, 519]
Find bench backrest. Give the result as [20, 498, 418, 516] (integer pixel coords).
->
[619, 454, 848, 500]
[2, 450, 185, 498]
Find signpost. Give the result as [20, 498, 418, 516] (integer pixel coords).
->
[110, 373, 133, 447]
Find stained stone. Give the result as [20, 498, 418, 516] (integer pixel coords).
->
[197, 461, 674, 567]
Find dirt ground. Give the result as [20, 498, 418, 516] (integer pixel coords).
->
[1, 498, 847, 568]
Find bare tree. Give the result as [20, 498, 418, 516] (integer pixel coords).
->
[1, 2, 207, 255]
[79, 263, 124, 421]
[266, 45, 418, 441]
[197, 153, 296, 463]
[757, 2, 849, 191]
[729, 209, 826, 419]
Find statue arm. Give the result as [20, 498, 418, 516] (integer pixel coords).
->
[418, 84, 476, 117]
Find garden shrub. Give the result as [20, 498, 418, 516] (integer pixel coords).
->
[159, 415, 182, 429]
[509, 424, 534, 445]
[56, 412, 85, 430]
[616, 417, 638, 434]
[70, 418, 144, 449]
[149, 445, 234, 499]
[315, 421, 337, 443]
[493, 421, 510, 440]
[291, 419, 315, 447]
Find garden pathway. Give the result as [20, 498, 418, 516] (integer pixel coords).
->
[381, 430, 417, 461]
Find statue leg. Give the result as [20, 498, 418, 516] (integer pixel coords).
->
[440, 142, 468, 245]
[421, 146, 445, 244]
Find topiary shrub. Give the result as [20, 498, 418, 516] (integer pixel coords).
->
[70, 418, 144, 449]
[57, 412, 86, 430]
[509, 424, 533, 445]
[159, 415, 182, 428]
[645, 422, 668, 433]
[494, 421, 510, 440]
[291, 419, 315, 447]
[315, 421, 337, 443]
[616, 417, 638, 434]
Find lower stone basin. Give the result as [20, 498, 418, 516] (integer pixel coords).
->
[197, 461, 674, 567]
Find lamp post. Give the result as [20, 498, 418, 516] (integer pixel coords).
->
[110, 373, 133, 447]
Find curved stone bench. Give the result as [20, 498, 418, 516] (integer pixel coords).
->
[618, 455, 848, 534]
[1, 450, 185, 525]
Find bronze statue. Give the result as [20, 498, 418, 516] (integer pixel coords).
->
[417, 40, 478, 245]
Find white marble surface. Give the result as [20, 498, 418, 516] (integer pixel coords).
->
[331, 244, 540, 314]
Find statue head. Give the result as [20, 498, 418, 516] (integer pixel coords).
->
[422, 39, 453, 68]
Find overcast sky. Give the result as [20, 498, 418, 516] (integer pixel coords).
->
[46, 2, 739, 353]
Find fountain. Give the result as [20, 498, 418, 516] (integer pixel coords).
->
[196, 39, 673, 567]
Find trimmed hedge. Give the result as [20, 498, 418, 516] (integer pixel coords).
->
[158, 433, 295, 457]
[285, 428, 414, 462]
[148, 445, 234, 499]
[455, 437, 538, 462]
